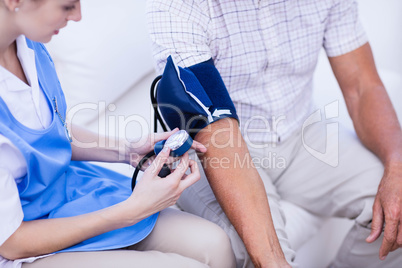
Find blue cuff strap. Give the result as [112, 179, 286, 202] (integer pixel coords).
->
[156, 56, 238, 138]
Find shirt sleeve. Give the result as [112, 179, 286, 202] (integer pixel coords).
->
[323, 0, 368, 57]
[0, 135, 25, 247]
[146, 0, 212, 73]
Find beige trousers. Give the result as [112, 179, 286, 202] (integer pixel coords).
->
[178, 120, 402, 268]
[22, 208, 236, 268]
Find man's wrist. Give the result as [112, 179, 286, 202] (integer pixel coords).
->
[384, 150, 402, 169]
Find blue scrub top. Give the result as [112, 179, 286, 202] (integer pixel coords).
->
[0, 38, 158, 252]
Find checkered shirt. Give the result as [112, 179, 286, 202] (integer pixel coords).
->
[147, 0, 368, 144]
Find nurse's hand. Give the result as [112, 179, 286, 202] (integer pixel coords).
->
[127, 128, 206, 168]
[126, 148, 200, 219]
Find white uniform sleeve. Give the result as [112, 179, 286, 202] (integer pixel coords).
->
[0, 135, 26, 246]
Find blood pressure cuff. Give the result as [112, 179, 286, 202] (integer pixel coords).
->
[156, 56, 239, 138]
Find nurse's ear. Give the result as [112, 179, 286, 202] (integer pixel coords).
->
[3, 0, 24, 13]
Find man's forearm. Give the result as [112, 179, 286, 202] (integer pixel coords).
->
[195, 118, 289, 267]
[349, 84, 402, 165]
[341, 51, 402, 257]
[329, 43, 402, 258]
[329, 43, 402, 166]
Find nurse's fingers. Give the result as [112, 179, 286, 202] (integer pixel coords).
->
[144, 147, 171, 178]
[178, 159, 200, 191]
[169, 153, 190, 179]
[154, 128, 179, 143]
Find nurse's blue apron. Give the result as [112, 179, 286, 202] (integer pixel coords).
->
[0, 39, 158, 252]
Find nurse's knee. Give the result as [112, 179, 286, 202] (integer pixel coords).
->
[200, 222, 236, 268]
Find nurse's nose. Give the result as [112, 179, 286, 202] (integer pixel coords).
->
[67, 3, 82, 22]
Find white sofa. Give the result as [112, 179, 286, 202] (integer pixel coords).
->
[46, 1, 402, 267]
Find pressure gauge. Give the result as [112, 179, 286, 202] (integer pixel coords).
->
[132, 130, 194, 189]
[154, 130, 193, 157]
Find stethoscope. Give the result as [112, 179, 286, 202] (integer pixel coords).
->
[131, 76, 193, 190]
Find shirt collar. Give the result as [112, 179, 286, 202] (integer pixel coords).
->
[0, 35, 38, 92]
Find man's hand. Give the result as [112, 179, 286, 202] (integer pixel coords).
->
[367, 161, 402, 260]
[329, 42, 402, 260]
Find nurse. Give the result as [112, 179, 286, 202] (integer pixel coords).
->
[0, 0, 235, 267]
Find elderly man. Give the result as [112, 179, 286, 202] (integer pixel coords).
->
[147, 1, 402, 267]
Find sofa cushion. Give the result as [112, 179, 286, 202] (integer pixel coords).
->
[46, 0, 155, 126]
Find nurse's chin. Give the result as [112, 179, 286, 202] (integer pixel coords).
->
[41, 34, 57, 44]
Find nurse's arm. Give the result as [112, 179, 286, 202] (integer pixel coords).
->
[0, 150, 198, 260]
[0, 201, 135, 260]
[69, 124, 206, 165]
[195, 117, 290, 267]
[69, 124, 128, 163]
